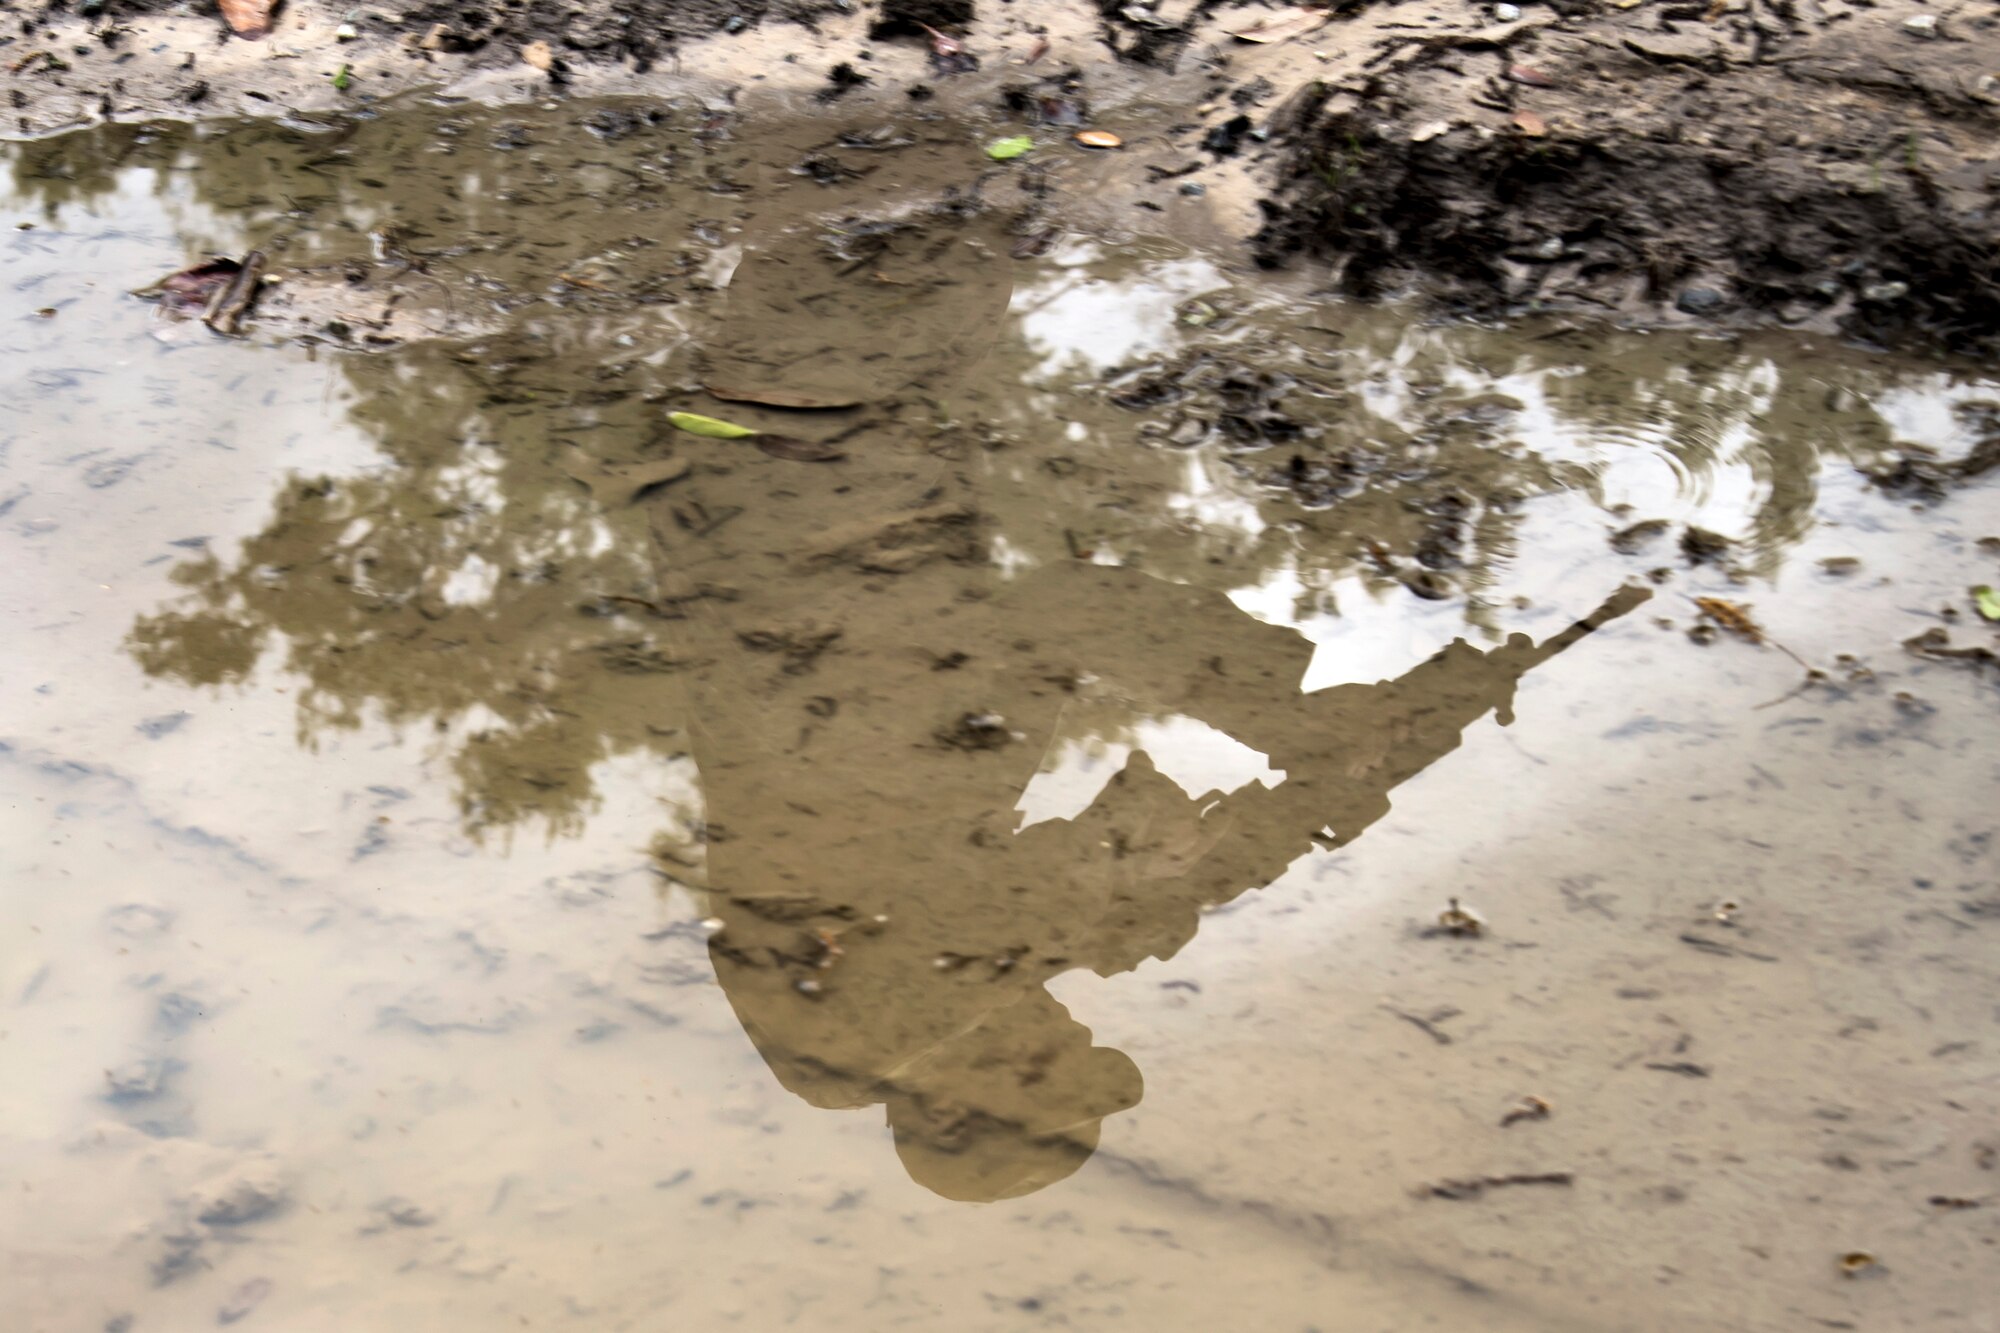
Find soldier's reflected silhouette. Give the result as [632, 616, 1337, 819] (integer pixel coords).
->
[647, 207, 1648, 1201]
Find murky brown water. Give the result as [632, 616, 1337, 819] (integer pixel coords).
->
[5, 96, 1999, 1332]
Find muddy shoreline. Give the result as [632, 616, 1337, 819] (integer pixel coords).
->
[6, 0, 1995, 354]
[1257, 0, 2000, 357]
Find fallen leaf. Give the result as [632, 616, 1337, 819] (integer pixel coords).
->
[145, 258, 242, 315]
[920, 22, 978, 73]
[919, 22, 963, 57]
[1694, 596, 1763, 644]
[218, 0, 274, 39]
[521, 40, 553, 71]
[1226, 7, 1328, 43]
[1511, 109, 1548, 137]
[1973, 584, 2000, 621]
[668, 411, 758, 439]
[1074, 130, 1123, 149]
[331, 63, 352, 91]
[755, 436, 847, 463]
[986, 135, 1035, 161]
[1508, 63, 1557, 86]
[1838, 1251, 1879, 1277]
[703, 384, 862, 410]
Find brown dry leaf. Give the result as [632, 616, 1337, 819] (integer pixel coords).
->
[1075, 130, 1124, 149]
[148, 257, 243, 315]
[1694, 596, 1764, 644]
[218, 0, 274, 38]
[704, 383, 863, 410]
[1226, 7, 1329, 43]
[521, 40, 554, 71]
[1511, 109, 1548, 137]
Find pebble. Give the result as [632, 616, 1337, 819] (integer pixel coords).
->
[1861, 280, 1910, 303]
[1675, 286, 1728, 315]
[1901, 13, 1937, 37]
[1179, 182, 1205, 196]
[335, 21, 359, 40]
[1493, 3, 1522, 19]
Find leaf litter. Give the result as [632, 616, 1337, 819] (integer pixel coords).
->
[1226, 7, 1329, 44]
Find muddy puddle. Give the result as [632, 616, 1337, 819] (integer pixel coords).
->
[5, 94, 2000, 1332]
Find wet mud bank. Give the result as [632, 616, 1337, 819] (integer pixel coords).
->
[1257, 0, 2000, 354]
[7, 0, 1996, 352]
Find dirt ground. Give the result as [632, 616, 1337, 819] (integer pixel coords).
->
[5, 0, 1995, 353]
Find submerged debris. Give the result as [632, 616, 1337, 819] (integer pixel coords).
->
[1500, 1095, 1553, 1127]
[1609, 518, 1669, 553]
[1435, 897, 1485, 937]
[1426, 1172, 1573, 1200]
[1680, 526, 1733, 565]
[1838, 1251, 1880, 1278]
[1904, 627, 2000, 671]
[1693, 597, 1762, 644]
[936, 711, 1014, 750]
[139, 252, 266, 334]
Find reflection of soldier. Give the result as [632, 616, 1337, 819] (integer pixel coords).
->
[647, 204, 1648, 1201]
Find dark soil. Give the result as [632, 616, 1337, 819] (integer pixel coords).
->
[7, 0, 1997, 354]
[21, 0, 848, 70]
[870, 0, 976, 39]
[384, 0, 841, 68]
[1256, 2, 2000, 356]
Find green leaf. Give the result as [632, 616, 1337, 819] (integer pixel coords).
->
[668, 410, 758, 440]
[1973, 585, 2000, 622]
[332, 64, 352, 92]
[986, 136, 1035, 162]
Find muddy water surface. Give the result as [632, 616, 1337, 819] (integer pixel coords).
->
[5, 97, 2000, 1333]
